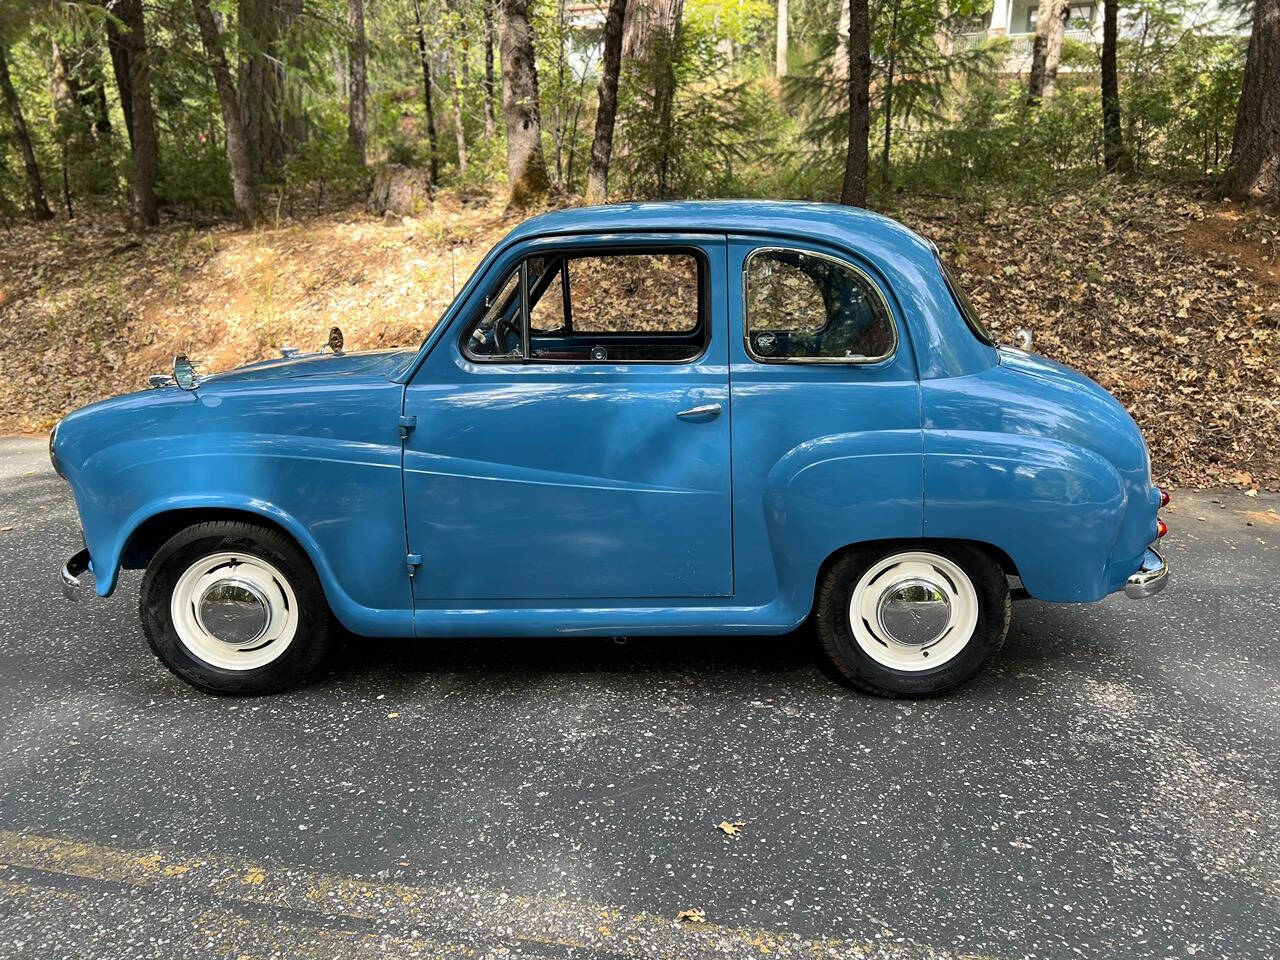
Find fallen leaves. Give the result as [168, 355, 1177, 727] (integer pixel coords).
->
[894, 182, 1280, 492]
[716, 820, 745, 837]
[676, 908, 707, 923]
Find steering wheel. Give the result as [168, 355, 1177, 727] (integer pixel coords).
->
[494, 314, 520, 356]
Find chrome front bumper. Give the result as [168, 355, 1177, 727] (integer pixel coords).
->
[61, 548, 91, 600]
[1125, 547, 1168, 599]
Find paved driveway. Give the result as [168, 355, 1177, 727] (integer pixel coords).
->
[0, 436, 1277, 959]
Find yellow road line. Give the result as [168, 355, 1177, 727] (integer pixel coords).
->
[0, 829, 998, 960]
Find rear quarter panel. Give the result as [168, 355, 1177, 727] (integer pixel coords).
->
[922, 357, 1157, 602]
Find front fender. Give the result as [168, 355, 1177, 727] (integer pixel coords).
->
[54, 377, 414, 637]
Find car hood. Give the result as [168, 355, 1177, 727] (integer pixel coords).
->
[199, 348, 416, 387]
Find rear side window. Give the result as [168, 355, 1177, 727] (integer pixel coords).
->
[937, 256, 996, 346]
[743, 248, 896, 363]
[466, 249, 708, 364]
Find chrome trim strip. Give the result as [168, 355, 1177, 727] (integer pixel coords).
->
[1125, 547, 1169, 599]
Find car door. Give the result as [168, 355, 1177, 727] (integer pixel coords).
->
[402, 233, 732, 614]
[725, 236, 924, 617]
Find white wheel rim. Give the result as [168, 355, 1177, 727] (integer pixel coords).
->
[848, 551, 979, 672]
[170, 552, 299, 671]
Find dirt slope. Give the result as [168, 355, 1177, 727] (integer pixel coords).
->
[1, 184, 1276, 489]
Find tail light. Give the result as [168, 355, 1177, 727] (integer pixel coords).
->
[1156, 518, 1168, 539]
[1159, 488, 1170, 508]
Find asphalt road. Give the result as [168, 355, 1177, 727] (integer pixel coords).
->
[1, 435, 1278, 960]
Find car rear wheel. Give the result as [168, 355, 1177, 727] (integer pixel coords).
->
[140, 521, 334, 695]
[815, 543, 1010, 697]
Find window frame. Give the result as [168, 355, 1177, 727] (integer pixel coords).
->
[741, 245, 899, 366]
[935, 252, 997, 347]
[460, 244, 712, 366]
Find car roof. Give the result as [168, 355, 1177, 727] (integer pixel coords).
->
[503, 200, 935, 260]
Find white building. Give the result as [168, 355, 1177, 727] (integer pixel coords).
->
[957, 0, 1103, 73]
[957, 0, 1242, 74]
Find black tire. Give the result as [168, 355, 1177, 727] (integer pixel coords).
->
[814, 542, 1010, 697]
[139, 520, 335, 695]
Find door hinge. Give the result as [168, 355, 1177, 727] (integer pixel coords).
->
[406, 553, 422, 575]
[398, 415, 417, 440]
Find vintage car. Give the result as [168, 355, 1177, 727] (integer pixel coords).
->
[51, 201, 1169, 696]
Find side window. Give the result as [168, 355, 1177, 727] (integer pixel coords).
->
[560, 254, 699, 334]
[528, 256, 567, 333]
[744, 249, 895, 362]
[467, 250, 707, 364]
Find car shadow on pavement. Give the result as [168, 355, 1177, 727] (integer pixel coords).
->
[323, 629, 824, 687]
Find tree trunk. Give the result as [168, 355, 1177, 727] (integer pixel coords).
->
[0, 44, 54, 221]
[499, 0, 551, 206]
[111, 0, 160, 227]
[238, 0, 285, 178]
[483, 0, 497, 139]
[775, 0, 788, 77]
[881, 0, 900, 188]
[347, 0, 368, 164]
[622, 0, 683, 63]
[103, 6, 134, 145]
[449, 48, 468, 177]
[653, 0, 684, 197]
[834, 0, 850, 77]
[1101, 0, 1125, 172]
[91, 80, 112, 136]
[444, 0, 469, 180]
[50, 42, 81, 218]
[1027, 0, 1069, 104]
[1227, 0, 1280, 202]
[411, 0, 441, 185]
[191, 0, 260, 227]
[586, 0, 628, 203]
[839, 0, 870, 206]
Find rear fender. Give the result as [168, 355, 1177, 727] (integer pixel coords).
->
[923, 430, 1126, 602]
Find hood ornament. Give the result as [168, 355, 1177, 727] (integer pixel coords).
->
[1014, 328, 1033, 352]
[328, 326, 344, 354]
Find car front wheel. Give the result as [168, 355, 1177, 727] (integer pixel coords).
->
[140, 520, 334, 695]
[815, 543, 1010, 697]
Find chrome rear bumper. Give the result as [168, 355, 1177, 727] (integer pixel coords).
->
[61, 548, 91, 600]
[1125, 547, 1168, 599]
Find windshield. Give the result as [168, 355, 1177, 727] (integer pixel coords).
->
[937, 256, 997, 347]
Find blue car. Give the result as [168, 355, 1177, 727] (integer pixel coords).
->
[51, 201, 1169, 696]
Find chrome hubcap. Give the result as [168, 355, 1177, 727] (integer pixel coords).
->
[876, 578, 952, 647]
[196, 578, 270, 646]
[171, 552, 299, 671]
[848, 551, 979, 672]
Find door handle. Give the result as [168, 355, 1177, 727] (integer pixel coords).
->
[676, 403, 722, 423]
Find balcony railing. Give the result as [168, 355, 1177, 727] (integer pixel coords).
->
[955, 28, 1098, 58]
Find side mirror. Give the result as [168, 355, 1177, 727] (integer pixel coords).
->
[173, 354, 198, 391]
